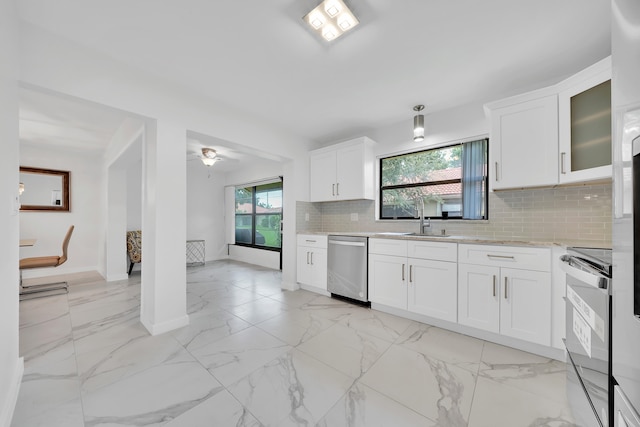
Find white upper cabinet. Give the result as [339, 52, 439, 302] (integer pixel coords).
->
[485, 56, 612, 190]
[487, 93, 559, 190]
[558, 57, 612, 184]
[309, 137, 376, 202]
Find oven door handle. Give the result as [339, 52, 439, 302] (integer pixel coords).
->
[559, 257, 609, 290]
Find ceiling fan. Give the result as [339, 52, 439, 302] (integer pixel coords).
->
[187, 147, 224, 166]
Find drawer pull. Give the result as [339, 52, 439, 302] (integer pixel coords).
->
[487, 254, 515, 260]
[305, 239, 316, 243]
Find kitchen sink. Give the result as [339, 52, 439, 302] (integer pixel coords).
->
[374, 232, 415, 236]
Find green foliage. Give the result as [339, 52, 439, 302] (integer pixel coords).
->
[381, 145, 461, 212]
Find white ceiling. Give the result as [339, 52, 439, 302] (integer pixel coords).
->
[18, 0, 611, 153]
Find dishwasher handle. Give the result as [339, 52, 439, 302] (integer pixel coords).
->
[329, 240, 366, 247]
[559, 255, 609, 290]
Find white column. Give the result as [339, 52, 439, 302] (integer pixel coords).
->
[140, 120, 188, 335]
[0, 1, 23, 425]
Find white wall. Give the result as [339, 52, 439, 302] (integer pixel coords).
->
[0, 1, 23, 424]
[187, 163, 227, 262]
[368, 101, 489, 158]
[19, 144, 103, 279]
[19, 22, 312, 288]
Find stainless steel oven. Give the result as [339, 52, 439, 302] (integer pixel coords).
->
[560, 247, 612, 427]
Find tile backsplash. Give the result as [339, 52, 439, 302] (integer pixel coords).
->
[296, 183, 612, 244]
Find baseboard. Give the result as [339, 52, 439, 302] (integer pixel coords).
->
[141, 314, 189, 336]
[0, 357, 24, 427]
[280, 280, 300, 292]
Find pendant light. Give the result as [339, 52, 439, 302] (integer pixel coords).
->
[413, 105, 425, 142]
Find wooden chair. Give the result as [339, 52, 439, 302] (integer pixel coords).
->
[19, 225, 74, 300]
[126, 230, 142, 275]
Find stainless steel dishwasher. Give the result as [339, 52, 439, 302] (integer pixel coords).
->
[327, 235, 368, 303]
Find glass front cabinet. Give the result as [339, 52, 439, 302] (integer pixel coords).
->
[558, 57, 612, 184]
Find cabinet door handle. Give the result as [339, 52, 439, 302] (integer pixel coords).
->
[332, 184, 335, 196]
[336, 182, 340, 196]
[402, 264, 405, 281]
[561, 152, 567, 174]
[504, 277, 508, 299]
[493, 275, 497, 297]
[409, 265, 413, 283]
[310, 252, 314, 265]
[495, 162, 499, 181]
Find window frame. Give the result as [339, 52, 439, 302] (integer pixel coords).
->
[378, 140, 489, 221]
[234, 182, 282, 252]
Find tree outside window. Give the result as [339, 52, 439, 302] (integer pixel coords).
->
[380, 140, 487, 220]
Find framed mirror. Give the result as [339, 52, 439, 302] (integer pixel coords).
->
[19, 167, 70, 212]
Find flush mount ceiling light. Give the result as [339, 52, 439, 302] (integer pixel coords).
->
[201, 147, 218, 166]
[303, 0, 359, 42]
[413, 105, 425, 142]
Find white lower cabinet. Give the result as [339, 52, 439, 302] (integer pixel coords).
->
[457, 244, 552, 346]
[296, 235, 327, 290]
[368, 253, 407, 309]
[407, 257, 457, 322]
[368, 238, 457, 322]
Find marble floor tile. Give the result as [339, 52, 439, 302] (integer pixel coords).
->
[19, 313, 74, 370]
[336, 308, 415, 343]
[318, 382, 434, 427]
[19, 293, 69, 328]
[396, 322, 485, 365]
[77, 333, 195, 394]
[478, 341, 569, 404]
[14, 261, 577, 427]
[267, 288, 326, 308]
[228, 349, 353, 426]
[467, 376, 576, 427]
[11, 378, 84, 427]
[229, 296, 289, 324]
[164, 389, 262, 427]
[82, 361, 223, 426]
[190, 326, 291, 387]
[170, 310, 252, 352]
[256, 307, 335, 347]
[361, 344, 477, 425]
[297, 322, 392, 379]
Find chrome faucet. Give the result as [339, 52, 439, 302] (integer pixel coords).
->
[415, 198, 431, 235]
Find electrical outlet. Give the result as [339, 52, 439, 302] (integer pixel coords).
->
[350, 213, 358, 221]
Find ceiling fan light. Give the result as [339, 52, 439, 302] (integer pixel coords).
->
[201, 157, 217, 166]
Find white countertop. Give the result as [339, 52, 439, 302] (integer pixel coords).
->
[297, 231, 611, 249]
